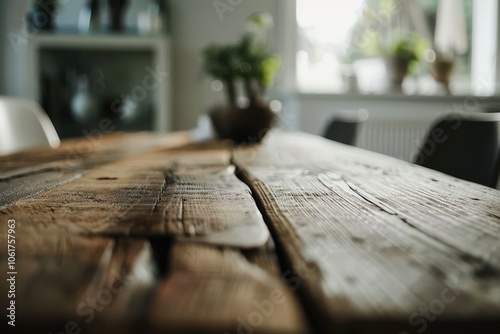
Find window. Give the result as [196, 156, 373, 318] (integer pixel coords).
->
[295, 0, 498, 96]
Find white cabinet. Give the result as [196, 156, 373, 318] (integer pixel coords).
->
[25, 33, 171, 138]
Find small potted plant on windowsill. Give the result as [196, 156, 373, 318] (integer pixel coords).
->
[384, 35, 428, 90]
[202, 12, 280, 144]
[429, 55, 454, 93]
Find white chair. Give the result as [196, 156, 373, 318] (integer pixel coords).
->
[0, 97, 60, 155]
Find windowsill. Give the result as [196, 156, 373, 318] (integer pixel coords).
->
[295, 91, 500, 104]
[294, 72, 500, 103]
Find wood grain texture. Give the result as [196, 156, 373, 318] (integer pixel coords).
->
[0, 234, 155, 334]
[0, 133, 186, 211]
[0, 132, 158, 173]
[0, 132, 307, 333]
[0, 170, 81, 210]
[5, 130, 498, 333]
[146, 164, 269, 247]
[233, 131, 500, 333]
[149, 242, 309, 334]
[1, 141, 269, 248]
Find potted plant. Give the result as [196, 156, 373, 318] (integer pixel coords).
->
[429, 56, 454, 92]
[384, 35, 428, 89]
[202, 12, 280, 144]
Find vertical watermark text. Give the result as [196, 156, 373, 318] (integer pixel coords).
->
[6, 219, 16, 327]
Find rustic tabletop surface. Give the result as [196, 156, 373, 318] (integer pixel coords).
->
[1, 131, 499, 334]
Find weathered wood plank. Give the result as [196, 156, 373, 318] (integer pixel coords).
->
[0, 132, 158, 173]
[246, 132, 500, 267]
[148, 242, 309, 334]
[1, 145, 269, 248]
[0, 170, 81, 210]
[0, 234, 155, 334]
[1, 132, 307, 333]
[0, 133, 190, 210]
[143, 164, 269, 247]
[243, 239, 282, 277]
[86, 239, 157, 334]
[233, 131, 500, 333]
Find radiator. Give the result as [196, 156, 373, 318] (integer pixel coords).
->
[356, 121, 431, 162]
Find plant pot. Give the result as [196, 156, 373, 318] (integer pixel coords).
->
[210, 101, 276, 144]
[430, 58, 454, 87]
[385, 56, 410, 88]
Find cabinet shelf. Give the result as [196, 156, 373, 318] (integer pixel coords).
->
[31, 33, 168, 50]
[25, 33, 171, 138]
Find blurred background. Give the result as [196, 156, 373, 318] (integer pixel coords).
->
[0, 0, 499, 162]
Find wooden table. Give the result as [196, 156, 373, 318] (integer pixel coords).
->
[1, 131, 499, 334]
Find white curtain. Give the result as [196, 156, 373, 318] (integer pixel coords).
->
[434, 0, 468, 55]
[382, 0, 432, 45]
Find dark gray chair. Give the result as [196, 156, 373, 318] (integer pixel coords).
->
[414, 112, 500, 188]
[323, 110, 368, 146]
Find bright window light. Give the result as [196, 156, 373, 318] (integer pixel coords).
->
[296, 0, 364, 92]
[295, 0, 489, 95]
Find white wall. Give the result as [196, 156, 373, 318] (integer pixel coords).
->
[3, 0, 31, 96]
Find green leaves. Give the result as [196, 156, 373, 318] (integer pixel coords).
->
[203, 43, 240, 81]
[246, 11, 274, 33]
[202, 13, 280, 89]
[260, 57, 280, 89]
[390, 35, 429, 63]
